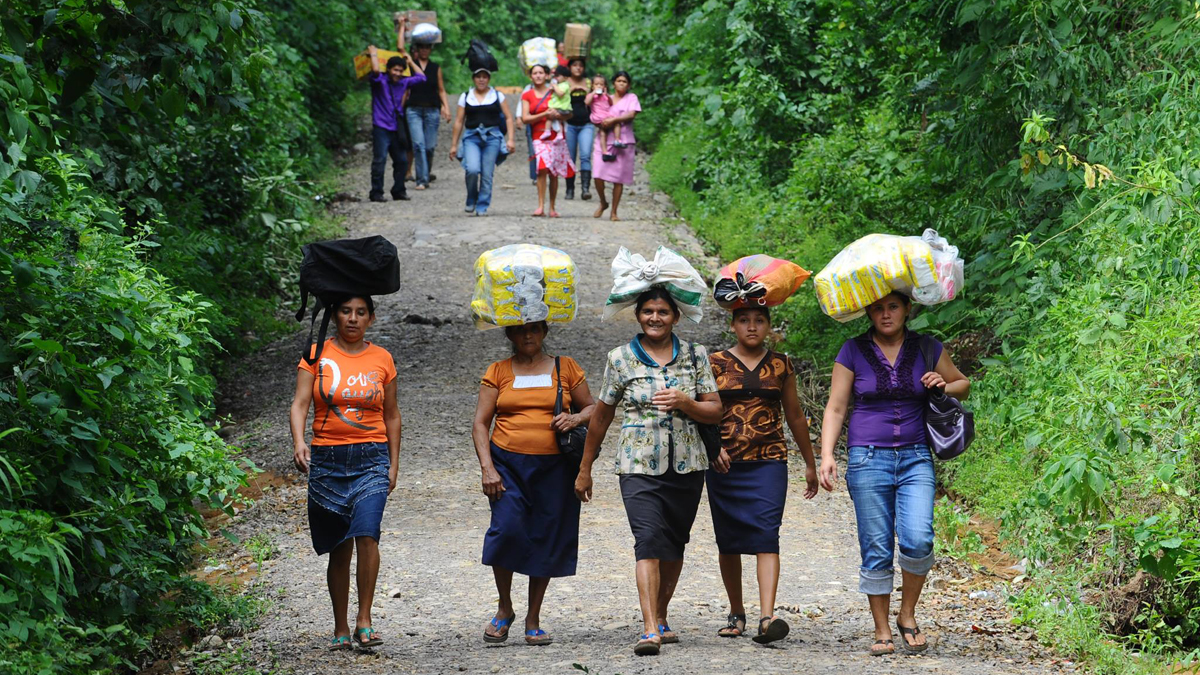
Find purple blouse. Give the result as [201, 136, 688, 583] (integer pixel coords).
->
[834, 331, 942, 448]
[370, 71, 427, 131]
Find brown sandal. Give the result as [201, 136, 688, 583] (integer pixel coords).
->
[869, 639, 895, 656]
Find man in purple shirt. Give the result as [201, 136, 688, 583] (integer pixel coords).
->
[367, 26, 426, 202]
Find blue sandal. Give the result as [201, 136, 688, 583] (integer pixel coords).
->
[483, 614, 515, 643]
[634, 632, 661, 656]
[354, 627, 382, 648]
[328, 635, 352, 651]
[658, 623, 679, 644]
[524, 628, 552, 646]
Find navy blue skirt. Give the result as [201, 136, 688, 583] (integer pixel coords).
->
[706, 460, 787, 555]
[482, 443, 580, 578]
[307, 442, 390, 555]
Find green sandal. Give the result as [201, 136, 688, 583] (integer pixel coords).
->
[329, 635, 352, 651]
[354, 627, 383, 648]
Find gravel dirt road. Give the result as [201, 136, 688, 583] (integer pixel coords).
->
[210, 115, 1072, 675]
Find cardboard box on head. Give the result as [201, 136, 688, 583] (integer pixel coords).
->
[353, 48, 411, 79]
[563, 23, 591, 58]
[396, 10, 442, 44]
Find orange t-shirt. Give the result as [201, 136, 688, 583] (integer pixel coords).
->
[298, 341, 397, 446]
[482, 357, 586, 455]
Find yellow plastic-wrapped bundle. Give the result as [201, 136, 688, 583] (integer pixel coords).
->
[472, 244, 578, 329]
[814, 233, 940, 322]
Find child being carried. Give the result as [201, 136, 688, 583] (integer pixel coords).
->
[541, 65, 574, 140]
[586, 74, 625, 162]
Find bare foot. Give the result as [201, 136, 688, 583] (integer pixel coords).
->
[610, 213, 620, 222]
[593, 203, 608, 218]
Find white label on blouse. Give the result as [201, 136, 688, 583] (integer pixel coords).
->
[512, 374, 553, 389]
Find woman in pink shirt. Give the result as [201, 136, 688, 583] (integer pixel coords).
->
[589, 71, 641, 221]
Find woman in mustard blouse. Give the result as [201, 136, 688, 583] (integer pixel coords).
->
[471, 321, 595, 646]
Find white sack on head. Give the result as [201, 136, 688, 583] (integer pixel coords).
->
[603, 246, 708, 323]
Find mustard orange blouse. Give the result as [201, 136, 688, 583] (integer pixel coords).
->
[482, 357, 587, 454]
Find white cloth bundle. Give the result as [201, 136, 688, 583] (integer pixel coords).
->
[410, 23, 441, 44]
[603, 246, 709, 323]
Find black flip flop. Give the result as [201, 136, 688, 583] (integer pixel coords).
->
[896, 619, 928, 652]
[718, 613, 746, 638]
[870, 639, 895, 656]
[752, 616, 790, 644]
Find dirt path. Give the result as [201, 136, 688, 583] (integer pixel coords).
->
[212, 114, 1072, 675]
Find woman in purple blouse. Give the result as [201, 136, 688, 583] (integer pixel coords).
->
[818, 291, 969, 656]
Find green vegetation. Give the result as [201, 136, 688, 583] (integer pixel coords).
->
[622, 0, 1200, 670]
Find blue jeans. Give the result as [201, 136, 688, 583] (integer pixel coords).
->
[370, 125, 409, 199]
[461, 126, 503, 214]
[405, 107, 440, 186]
[525, 123, 537, 181]
[845, 444, 936, 595]
[565, 123, 595, 173]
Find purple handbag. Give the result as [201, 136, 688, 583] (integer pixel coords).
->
[918, 336, 974, 460]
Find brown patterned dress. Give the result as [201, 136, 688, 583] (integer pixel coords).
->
[710, 349, 795, 462]
[706, 349, 795, 554]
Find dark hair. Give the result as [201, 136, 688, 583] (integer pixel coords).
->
[732, 306, 771, 322]
[634, 287, 681, 318]
[335, 295, 375, 315]
[385, 56, 406, 70]
[568, 57, 585, 68]
[554, 64, 571, 78]
[612, 70, 632, 85]
[529, 63, 550, 76]
[504, 321, 549, 352]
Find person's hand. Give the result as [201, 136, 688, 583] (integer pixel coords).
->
[651, 388, 688, 413]
[819, 454, 838, 492]
[551, 412, 582, 432]
[803, 463, 819, 499]
[574, 469, 593, 502]
[710, 448, 732, 474]
[449, 147, 458, 161]
[921, 371, 947, 390]
[388, 465, 398, 493]
[293, 443, 310, 474]
[481, 465, 505, 501]
[441, 108, 451, 122]
[506, 139, 516, 154]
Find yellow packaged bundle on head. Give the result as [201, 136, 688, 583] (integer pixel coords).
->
[472, 244, 579, 330]
[814, 233, 940, 322]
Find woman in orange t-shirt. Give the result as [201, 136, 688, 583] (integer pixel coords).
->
[471, 321, 595, 646]
[289, 296, 401, 651]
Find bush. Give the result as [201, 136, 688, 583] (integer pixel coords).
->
[628, 0, 1200, 667]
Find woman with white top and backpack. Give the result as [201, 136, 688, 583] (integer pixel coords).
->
[449, 65, 516, 217]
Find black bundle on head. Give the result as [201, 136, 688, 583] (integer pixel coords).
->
[635, 287, 681, 317]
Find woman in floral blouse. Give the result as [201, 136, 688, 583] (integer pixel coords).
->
[574, 287, 729, 656]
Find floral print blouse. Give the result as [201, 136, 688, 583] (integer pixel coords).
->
[598, 334, 719, 476]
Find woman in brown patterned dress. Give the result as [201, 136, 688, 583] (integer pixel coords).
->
[708, 306, 819, 645]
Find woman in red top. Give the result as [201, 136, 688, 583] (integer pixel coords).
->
[290, 296, 401, 651]
[521, 64, 575, 217]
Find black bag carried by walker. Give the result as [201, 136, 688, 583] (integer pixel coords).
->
[295, 235, 400, 365]
[463, 38, 499, 73]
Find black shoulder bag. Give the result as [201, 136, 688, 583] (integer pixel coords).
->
[554, 357, 588, 463]
[917, 336, 975, 460]
[688, 343, 723, 463]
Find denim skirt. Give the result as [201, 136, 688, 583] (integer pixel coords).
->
[482, 443, 581, 578]
[706, 459, 787, 555]
[307, 442, 390, 555]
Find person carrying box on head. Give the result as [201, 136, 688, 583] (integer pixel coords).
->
[366, 16, 426, 202]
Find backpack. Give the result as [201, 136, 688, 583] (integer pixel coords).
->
[294, 235, 401, 365]
[463, 38, 499, 73]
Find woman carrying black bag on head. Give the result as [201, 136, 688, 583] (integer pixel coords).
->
[471, 321, 595, 646]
